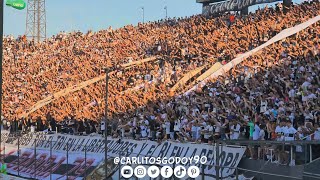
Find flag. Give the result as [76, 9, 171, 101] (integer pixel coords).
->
[6, 0, 26, 10]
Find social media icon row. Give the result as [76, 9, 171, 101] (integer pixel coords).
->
[121, 165, 200, 178]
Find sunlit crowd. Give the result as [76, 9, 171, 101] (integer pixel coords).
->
[1, 1, 320, 166]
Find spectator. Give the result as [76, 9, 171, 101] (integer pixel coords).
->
[230, 121, 241, 140]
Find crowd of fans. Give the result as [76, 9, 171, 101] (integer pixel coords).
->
[1, 1, 320, 166]
[2, 1, 318, 121]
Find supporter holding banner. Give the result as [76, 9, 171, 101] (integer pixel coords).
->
[203, 0, 282, 16]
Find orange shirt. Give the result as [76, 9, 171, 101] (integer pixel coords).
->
[229, 15, 235, 23]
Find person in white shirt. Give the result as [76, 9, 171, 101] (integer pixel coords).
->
[190, 121, 198, 141]
[308, 92, 317, 100]
[164, 120, 171, 139]
[100, 119, 105, 133]
[274, 121, 290, 164]
[284, 121, 298, 141]
[304, 110, 314, 122]
[230, 121, 241, 140]
[275, 122, 285, 141]
[250, 122, 261, 159]
[288, 88, 296, 99]
[30, 122, 35, 133]
[140, 124, 148, 138]
[252, 122, 261, 141]
[191, 107, 200, 117]
[258, 125, 266, 159]
[284, 121, 298, 166]
[260, 100, 268, 113]
[301, 80, 311, 89]
[314, 124, 320, 140]
[213, 120, 221, 140]
[203, 124, 213, 143]
[161, 113, 167, 120]
[288, 112, 295, 123]
[174, 119, 181, 140]
[259, 125, 266, 140]
[281, 123, 289, 138]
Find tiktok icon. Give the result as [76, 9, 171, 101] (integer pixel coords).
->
[174, 166, 186, 178]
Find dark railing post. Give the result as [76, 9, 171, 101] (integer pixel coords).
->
[3, 141, 5, 162]
[159, 165, 162, 180]
[236, 167, 239, 180]
[66, 142, 69, 179]
[290, 145, 293, 165]
[50, 139, 52, 180]
[17, 136, 20, 176]
[309, 144, 312, 163]
[118, 160, 121, 179]
[201, 163, 205, 180]
[215, 142, 220, 180]
[84, 144, 87, 179]
[34, 138, 37, 179]
[173, 162, 176, 180]
[304, 144, 307, 164]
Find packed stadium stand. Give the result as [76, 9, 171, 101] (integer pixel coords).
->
[1, 1, 320, 179]
[2, 1, 319, 124]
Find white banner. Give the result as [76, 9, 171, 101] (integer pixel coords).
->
[186, 15, 320, 95]
[203, 0, 281, 15]
[1, 131, 245, 179]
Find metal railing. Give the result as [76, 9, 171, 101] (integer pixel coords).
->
[1, 132, 319, 180]
[1, 133, 93, 180]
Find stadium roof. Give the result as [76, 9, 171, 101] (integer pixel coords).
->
[196, 0, 227, 3]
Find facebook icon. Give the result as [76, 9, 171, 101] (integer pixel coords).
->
[161, 166, 173, 178]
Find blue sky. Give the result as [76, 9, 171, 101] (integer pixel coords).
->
[4, 0, 201, 37]
[4, 0, 303, 37]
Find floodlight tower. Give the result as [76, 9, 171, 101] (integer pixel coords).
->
[25, 0, 46, 42]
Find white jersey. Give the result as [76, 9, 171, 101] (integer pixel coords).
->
[253, 124, 260, 140]
[230, 124, 241, 140]
[259, 129, 266, 140]
[284, 126, 297, 141]
[191, 121, 198, 132]
[314, 128, 320, 140]
[275, 126, 283, 141]
[165, 121, 170, 134]
[100, 122, 105, 131]
[174, 120, 181, 131]
[260, 101, 267, 113]
[140, 125, 147, 137]
[204, 125, 213, 139]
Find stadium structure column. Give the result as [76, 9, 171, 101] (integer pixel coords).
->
[203, 2, 210, 7]
[0, 0, 3, 161]
[241, 7, 249, 15]
[202, 2, 210, 14]
[283, 0, 292, 13]
[25, 0, 46, 42]
[104, 68, 109, 178]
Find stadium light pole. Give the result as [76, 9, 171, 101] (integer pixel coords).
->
[104, 67, 109, 179]
[164, 6, 167, 19]
[141, 6, 144, 23]
[0, 0, 4, 162]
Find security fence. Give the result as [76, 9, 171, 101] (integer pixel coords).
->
[0, 132, 319, 180]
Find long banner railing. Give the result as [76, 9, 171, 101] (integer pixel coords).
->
[1, 131, 319, 180]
